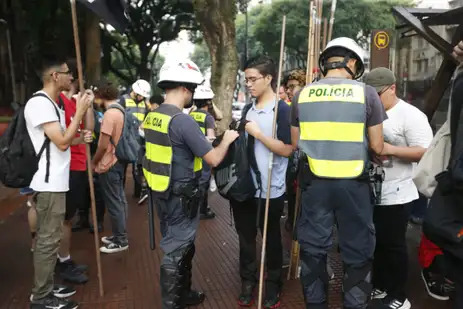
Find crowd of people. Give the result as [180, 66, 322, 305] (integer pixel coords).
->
[16, 38, 463, 309]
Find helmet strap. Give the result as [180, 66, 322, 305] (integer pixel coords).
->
[323, 55, 357, 79]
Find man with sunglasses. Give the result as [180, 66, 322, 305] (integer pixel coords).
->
[365, 67, 433, 309]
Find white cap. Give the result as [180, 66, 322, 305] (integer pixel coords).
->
[319, 37, 365, 79]
[132, 79, 151, 98]
[157, 60, 204, 86]
[193, 85, 214, 100]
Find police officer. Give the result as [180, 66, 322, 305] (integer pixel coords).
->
[290, 37, 387, 309]
[143, 60, 238, 309]
[190, 85, 217, 219]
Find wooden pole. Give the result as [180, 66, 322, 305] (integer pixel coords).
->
[323, 17, 328, 50]
[306, 1, 315, 83]
[70, 0, 104, 297]
[327, 0, 337, 42]
[257, 15, 286, 309]
[287, 184, 301, 280]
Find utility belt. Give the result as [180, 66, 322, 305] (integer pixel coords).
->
[368, 164, 385, 205]
[172, 181, 200, 219]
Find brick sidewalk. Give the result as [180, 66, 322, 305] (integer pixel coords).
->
[0, 183, 454, 309]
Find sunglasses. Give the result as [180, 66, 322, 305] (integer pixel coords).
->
[51, 70, 72, 76]
[378, 85, 392, 96]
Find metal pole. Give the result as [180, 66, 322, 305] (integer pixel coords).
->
[257, 15, 286, 309]
[0, 19, 17, 104]
[70, 0, 105, 297]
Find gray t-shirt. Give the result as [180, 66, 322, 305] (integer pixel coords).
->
[290, 79, 387, 128]
[162, 105, 213, 183]
[246, 100, 291, 199]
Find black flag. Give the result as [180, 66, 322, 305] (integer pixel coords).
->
[77, 0, 129, 33]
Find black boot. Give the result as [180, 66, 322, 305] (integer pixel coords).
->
[181, 245, 206, 306]
[160, 260, 183, 309]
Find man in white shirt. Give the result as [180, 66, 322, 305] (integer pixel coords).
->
[365, 67, 433, 309]
[25, 56, 92, 309]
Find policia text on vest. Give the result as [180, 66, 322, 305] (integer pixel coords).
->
[298, 80, 368, 179]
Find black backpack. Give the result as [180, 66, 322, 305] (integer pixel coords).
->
[213, 103, 265, 202]
[108, 104, 140, 164]
[0, 93, 60, 188]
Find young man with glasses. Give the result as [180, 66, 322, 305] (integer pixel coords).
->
[26, 56, 93, 309]
[365, 67, 433, 309]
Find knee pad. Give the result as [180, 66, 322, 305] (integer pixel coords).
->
[343, 262, 372, 297]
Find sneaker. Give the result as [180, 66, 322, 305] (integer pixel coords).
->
[200, 208, 216, 220]
[101, 235, 116, 245]
[380, 296, 411, 309]
[263, 293, 281, 308]
[57, 260, 88, 284]
[183, 290, 206, 306]
[30, 293, 78, 309]
[238, 281, 255, 307]
[52, 284, 77, 298]
[100, 242, 128, 254]
[421, 269, 453, 301]
[371, 288, 387, 299]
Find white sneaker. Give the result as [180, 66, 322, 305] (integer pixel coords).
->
[101, 235, 115, 245]
[100, 242, 128, 254]
[209, 176, 217, 192]
[382, 296, 411, 309]
[371, 288, 387, 299]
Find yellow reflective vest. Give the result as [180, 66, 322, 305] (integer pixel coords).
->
[123, 94, 146, 123]
[189, 110, 207, 135]
[143, 105, 202, 192]
[297, 79, 368, 179]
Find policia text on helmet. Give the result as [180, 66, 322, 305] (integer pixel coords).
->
[142, 60, 239, 309]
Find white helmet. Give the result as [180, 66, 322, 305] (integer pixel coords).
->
[319, 37, 365, 79]
[193, 85, 214, 100]
[157, 60, 204, 87]
[132, 79, 151, 98]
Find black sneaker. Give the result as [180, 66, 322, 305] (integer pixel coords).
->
[421, 269, 454, 301]
[53, 284, 77, 298]
[263, 293, 281, 308]
[57, 260, 89, 284]
[183, 290, 206, 306]
[238, 281, 255, 307]
[100, 242, 129, 254]
[200, 208, 216, 220]
[380, 296, 411, 309]
[30, 293, 78, 309]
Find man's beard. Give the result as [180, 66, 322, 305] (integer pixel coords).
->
[184, 100, 193, 109]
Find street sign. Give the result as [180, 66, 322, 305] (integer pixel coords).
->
[370, 29, 392, 69]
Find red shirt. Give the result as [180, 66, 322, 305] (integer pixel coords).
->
[59, 93, 87, 171]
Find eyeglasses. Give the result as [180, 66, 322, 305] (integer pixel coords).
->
[378, 85, 392, 96]
[245, 76, 264, 85]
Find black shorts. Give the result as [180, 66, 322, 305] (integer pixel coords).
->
[66, 170, 89, 221]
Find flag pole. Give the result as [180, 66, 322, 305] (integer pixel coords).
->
[70, 0, 104, 297]
[257, 15, 286, 309]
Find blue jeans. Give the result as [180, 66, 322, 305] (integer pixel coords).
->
[100, 162, 128, 245]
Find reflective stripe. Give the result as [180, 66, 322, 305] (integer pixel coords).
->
[145, 142, 172, 164]
[143, 112, 172, 134]
[143, 168, 170, 192]
[298, 84, 365, 104]
[190, 111, 207, 136]
[300, 122, 365, 142]
[194, 157, 202, 172]
[307, 157, 365, 178]
[125, 99, 137, 107]
[133, 112, 145, 122]
[298, 79, 368, 179]
[199, 127, 205, 134]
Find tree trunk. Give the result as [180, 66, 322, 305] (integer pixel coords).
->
[193, 0, 239, 134]
[85, 11, 101, 85]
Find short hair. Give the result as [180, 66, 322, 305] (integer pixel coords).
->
[194, 99, 210, 109]
[286, 69, 306, 86]
[39, 55, 67, 80]
[92, 79, 119, 101]
[150, 94, 164, 105]
[245, 56, 277, 90]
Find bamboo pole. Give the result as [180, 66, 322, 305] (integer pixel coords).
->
[257, 15, 286, 309]
[70, 0, 104, 297]
[323, 17, 328, 50]
[327, 0, 337, 42]
[306, 1, 315, 83]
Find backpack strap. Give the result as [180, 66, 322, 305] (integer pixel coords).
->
[31, 93, 61, 183]
[107, 104, 126, 147]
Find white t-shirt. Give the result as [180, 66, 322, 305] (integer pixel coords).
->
[379, 99, 433, 206]
[24, 91, 70, 192]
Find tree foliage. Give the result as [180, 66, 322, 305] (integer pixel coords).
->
[237, 0, 415, 69]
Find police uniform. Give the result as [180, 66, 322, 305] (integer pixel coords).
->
[143, 103, 211, 308]
[292, 78, 386, 309]
[121, 93, 147, 124]
[189, 109, 215, 217]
